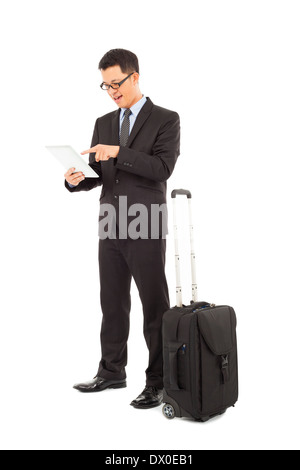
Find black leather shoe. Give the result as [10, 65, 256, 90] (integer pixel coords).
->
[73, 377, 127, 393]
[130, 386, 163, 409]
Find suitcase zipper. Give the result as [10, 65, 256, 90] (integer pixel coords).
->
[190, 315, 202, 419]
[192, 303, 216, 313]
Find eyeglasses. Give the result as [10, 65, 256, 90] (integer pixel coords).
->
[100, 72, 135, 91]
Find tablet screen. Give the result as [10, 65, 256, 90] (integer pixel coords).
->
[46, 145, 99, 178]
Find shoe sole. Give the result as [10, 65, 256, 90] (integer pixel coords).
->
[74, 382, 127, 393]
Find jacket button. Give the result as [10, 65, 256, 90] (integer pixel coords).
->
[115, 179, 120, 184]
[114, 195, 118, 200]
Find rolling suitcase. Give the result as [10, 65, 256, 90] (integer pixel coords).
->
[162, 189, 238, 422]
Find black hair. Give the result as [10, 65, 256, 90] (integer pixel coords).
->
[99, 48, 139, 74]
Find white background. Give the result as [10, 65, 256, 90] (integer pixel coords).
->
[0, 0, 299, 451]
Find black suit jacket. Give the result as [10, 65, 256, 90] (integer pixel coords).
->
[65, 97, 180, 238]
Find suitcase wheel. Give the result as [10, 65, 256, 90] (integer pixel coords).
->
[162, 403, 176, 420]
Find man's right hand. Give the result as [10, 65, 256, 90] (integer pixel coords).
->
[64, 168, 85, 186]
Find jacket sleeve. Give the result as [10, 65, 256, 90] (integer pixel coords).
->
[64, 119, 103, 193]
[115, 113, 180, 183]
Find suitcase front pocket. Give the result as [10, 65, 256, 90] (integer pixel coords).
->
[197, 306, 238, 414]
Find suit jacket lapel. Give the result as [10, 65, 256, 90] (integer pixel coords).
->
[110, 98, 153, 147]
[126, 97, 153, 148]
[111, 108, 121, 145]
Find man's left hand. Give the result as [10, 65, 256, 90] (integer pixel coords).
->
[81, 144, 120, 162]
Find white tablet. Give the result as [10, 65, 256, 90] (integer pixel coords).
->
[46, 145, 99, 178]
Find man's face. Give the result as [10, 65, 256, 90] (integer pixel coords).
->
[101, 65, 139, 109]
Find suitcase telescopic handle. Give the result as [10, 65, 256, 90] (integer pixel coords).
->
[171, 189, 192, 199]
[172, 189, 198, 308]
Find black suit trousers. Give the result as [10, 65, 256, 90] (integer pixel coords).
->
[96, 234, 170, 389]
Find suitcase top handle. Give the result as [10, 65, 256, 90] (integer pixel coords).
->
[171, 189, 192, 199]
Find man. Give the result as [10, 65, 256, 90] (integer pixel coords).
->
[64, 49, 180, 409]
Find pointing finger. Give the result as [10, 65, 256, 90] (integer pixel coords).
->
[80, 149, 92, 155]
[81, 145, 99, 155]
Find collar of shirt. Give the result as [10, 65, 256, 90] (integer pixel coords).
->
[120, 95, 147, 129]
